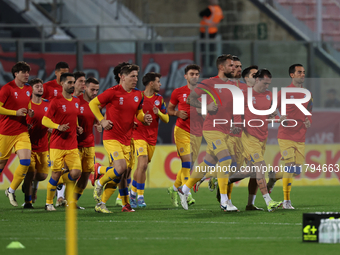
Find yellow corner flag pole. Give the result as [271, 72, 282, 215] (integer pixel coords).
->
[66, 182, 77, 255]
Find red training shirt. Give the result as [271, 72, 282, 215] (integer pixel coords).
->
[0, 80, 32, 136]
[77, 94, 96, 148]
[44, 95, 80, 150]
[26, 99, 50, 152]
[97, 85, 143, 146]
[133, 93, 167, 146]
[43, 79, 63, 101]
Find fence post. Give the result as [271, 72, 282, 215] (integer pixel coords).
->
[16, 40, 24, 62]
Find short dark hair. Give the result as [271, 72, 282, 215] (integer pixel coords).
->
[242, 65, 259, 79]
[55, 62, 69, 71]
[142, 72, 161, 86]
[254, 69, 272, 79]
[73, 71, 86, 81]
[232, 55, 240, 62]
[289, 64, 303, 77]
[216, 54, 233, 68]
[60, 73, 75, 83]
[85, 77, 99, 86]
[29, 78, 43, 86]
[120, 64, 139, 76]
[113, 62, 130, 84]
[11, 61, 31, 78]
[184, 64, 200, 74]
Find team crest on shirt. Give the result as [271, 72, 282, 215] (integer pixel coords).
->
[154, 100, 160, 106]
[253, 153, 260, 160]
[26, 91, 30, 96]
[54, 90, 58, 96]
[215, 139, 222, 146]
[113, 151, 119, 157]
[139, 147, 144, 153]
[75, 103, 79, 108]
[119, 97, 124, 105]
[14, 92, 18, 98]
[44, 107, 48, 112]
[266, 95, 270, 100]
[283, 150, 288, 157]
[80, 106, 84, 114]
[252, 96, 256, 104]
[134, 96, 139, 103]
[62, 105, 66, 112]
[183, 94, 187, 102]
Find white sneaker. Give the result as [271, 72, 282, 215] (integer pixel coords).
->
[177, 186, 188, 210]
[220, 202, 228, 212]
[5, 188, 18, 207]
[226, 199, 239, 212]
[283, 200, 295, 209]
[45, 204, 56, 211]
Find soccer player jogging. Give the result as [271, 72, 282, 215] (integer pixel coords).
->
[267, 64, 312, 209]
[236, 69, 283, 212]
[42, 73, 83, 211]
[0, 61, 34, 207]
[23, 78, 51, 208]
[55, 71, 88, 207]
[89, 64, 152, 212]
[130, 72, 169, 208]
[42, 62, 69, 101]
[167, 64, 204, 207]
[177, 54, 236, 211]
[73, 77, 101, 209]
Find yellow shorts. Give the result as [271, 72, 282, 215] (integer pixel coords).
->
[241, 131, 267, 163]
[127, 139, 135, 169]
[203, 130, 229, 156]
[78, 147, 95, 173]
[103, 139, 131, 165]
[28, 151, 49, 174]
[191, 134, 202, 163]
[174, 126, 191, 157]
[278, 139, 305, 165]
[50, 148, 81, 172]
[227, 135, 245, 166]
[0, 132, 31, 160]
[134, 139, 156, 162]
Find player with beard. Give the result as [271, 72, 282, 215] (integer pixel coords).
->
[22, 78, 51, 208]
[42, 73, 83, 211]
[177, 54, 236, 211]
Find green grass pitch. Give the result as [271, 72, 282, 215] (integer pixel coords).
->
[0, 186, 339, 255]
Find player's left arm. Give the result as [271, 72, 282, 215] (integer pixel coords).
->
[153, 98, 169, 123]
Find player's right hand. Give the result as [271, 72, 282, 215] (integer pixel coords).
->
[176, 110, 188, 120]
[207, 102, 218, 112]
[16, 108, 27, 116]
[58, 123, 70, 132]
[100, 119, 113, 130]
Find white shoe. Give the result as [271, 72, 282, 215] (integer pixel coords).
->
[220, 202, 228, 212]
[283, 200, 295, 209]
[226, 199, 239, 212]
[45, 204, 56, 211]
[177, 186, 188, 210]
[5, 188, 18, 207]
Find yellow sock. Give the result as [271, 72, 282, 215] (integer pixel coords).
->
[227, 183, 233, 200]
[185, 160, 211, 189]
[74, 185, 84, 201]
[181, 167, 191, 185]
[46, 177, 59, 204]
[205, 169, 217, 179]
[99, 166, 109, 175]
[174, 169, 182, 188]
[99, 168, 120, 186]
[131, 185, 137, 194]
[185, 177, 202, 189]
[137, 182, 145, 196]
[119, 187, 129, 206]
[217, 158, 232, 195]
[275, 171, 283, 180]
[283, 172, 293, 200]
[102, 181, 117, 203]
[10, 163, 29, 190]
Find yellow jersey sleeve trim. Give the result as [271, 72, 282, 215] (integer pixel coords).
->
[42, 116, 59, 129]
[0, 102, 17, 116]
[157, 109, 169, 123]
[89, 97, 104, 122]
